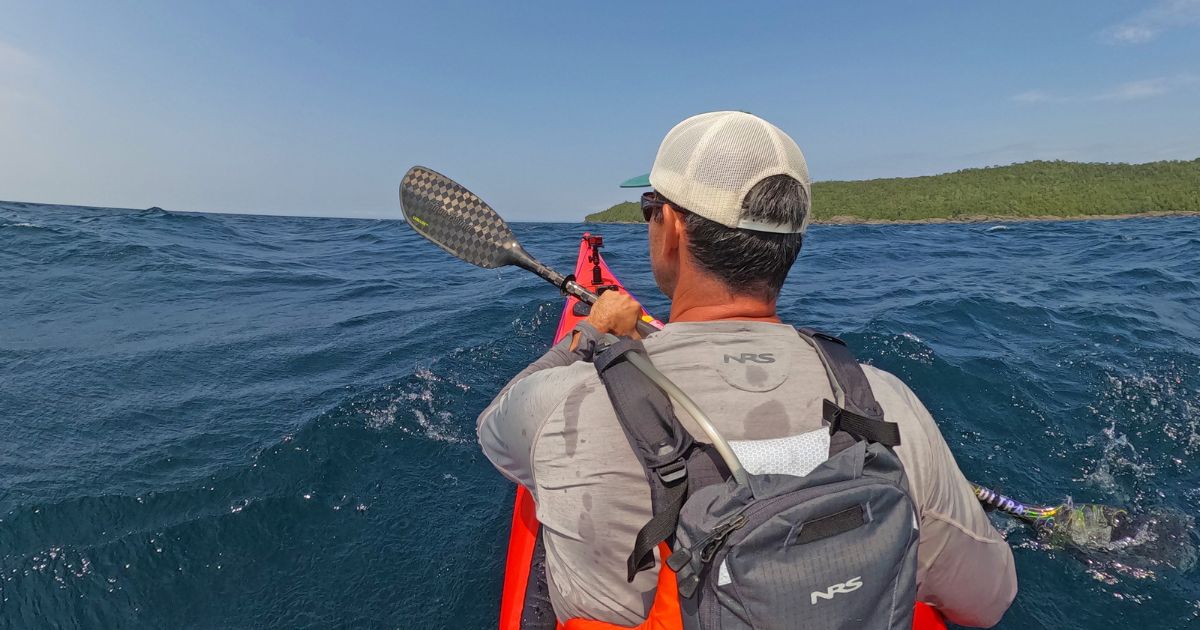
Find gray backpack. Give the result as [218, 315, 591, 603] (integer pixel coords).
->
[592, 328, 919, 630]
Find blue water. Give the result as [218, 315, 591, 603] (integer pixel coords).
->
[2, 201, 1198, 629]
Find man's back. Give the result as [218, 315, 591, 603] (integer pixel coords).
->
[479, 321, 1017, 628]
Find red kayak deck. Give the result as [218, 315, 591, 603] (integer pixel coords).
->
[497, 233, 945, 630]
[499, 233, 661, 630]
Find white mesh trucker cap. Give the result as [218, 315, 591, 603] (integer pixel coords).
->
[620, 111, 811, 234]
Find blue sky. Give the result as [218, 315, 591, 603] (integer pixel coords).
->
[1, 1, 1198, 220]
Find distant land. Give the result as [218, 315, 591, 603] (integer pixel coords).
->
[585, 159, 1200, 225]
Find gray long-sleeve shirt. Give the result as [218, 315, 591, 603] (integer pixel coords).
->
[478, 321, 1017, 627]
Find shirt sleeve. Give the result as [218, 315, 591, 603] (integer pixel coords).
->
[864, 366, 1018, 628]
[476, 322, 605, 491]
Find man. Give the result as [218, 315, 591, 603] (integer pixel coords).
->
[478, 111, 1017, 627]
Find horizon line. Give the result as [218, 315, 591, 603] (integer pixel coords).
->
[5, 155, 1196, 221]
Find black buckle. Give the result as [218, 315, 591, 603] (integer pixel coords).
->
[656, 458, 687, 484]
[823, 399, 844, 436]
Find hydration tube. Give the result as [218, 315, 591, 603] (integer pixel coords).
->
[602, 333, 751, 487]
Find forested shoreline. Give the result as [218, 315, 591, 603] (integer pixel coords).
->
[585, 159, 1200, 224]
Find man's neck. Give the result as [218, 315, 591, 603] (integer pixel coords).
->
[668, 281, 780, 323]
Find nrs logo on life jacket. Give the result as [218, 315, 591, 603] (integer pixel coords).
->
[722, 352, 776, 364]
[811, 576, 863, 605]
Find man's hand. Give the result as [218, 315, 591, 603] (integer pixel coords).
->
[586, 290, 643, 338]
[566, 290, 643, 348]
[569, 291, 643, 351]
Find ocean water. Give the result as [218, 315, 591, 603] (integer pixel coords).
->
[2, 200, 1198, 629]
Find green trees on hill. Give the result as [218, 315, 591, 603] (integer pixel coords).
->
[585, 159, 1200, 223]
[586, 201, 642, 223]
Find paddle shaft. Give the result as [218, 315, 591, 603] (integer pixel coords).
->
[509, 246, 659, 338]
[972, 483, 1061, 526]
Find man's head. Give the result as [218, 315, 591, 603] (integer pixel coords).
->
[625, 112, 811, 304]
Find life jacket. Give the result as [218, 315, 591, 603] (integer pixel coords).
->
[516, 329, 947, 630]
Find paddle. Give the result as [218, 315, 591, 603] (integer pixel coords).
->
[972, 483, 1163, 554]
[398, 165, 749, 483]
[971, 483, 1062, 527]
[397, 165, 1109, 526]
[399, 165, 659, 338]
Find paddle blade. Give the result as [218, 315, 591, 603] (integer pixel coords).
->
[399, 166, 519, 269]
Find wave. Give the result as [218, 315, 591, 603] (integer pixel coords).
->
[3, 207, 1199, 628]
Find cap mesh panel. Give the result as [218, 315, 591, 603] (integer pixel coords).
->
[649, 111, 810, 233]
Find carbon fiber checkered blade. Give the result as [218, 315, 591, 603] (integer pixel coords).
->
[399, 166, 519, 269]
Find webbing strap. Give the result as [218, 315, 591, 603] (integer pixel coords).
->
[625, 476, 687, 582]
[798, 328, 902, 447]
[822, 400, 901, 447]
[798, 328, 883, 419]
[594, 337, 695, 582]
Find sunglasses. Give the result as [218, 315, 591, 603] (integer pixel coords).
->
[641, 191, 687, 222]
[640, 192, 664, 222]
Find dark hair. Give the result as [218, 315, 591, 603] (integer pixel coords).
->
[659, 175, 807, 301]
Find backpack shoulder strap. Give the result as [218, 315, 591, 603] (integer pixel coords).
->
[593, 337, 695, 582]
[797, 328, 902, 447]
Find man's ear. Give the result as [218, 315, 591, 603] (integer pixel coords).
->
[661, 204, 685, 257]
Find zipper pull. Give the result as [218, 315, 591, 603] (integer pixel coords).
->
[700, 514, 747, 563]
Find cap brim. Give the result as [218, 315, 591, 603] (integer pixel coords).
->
[619, 173, 651, 188]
